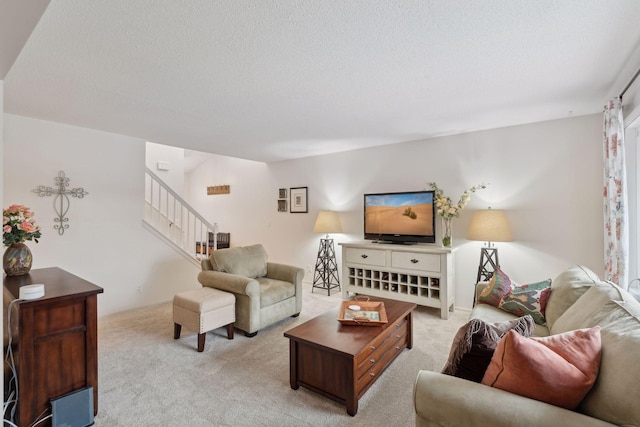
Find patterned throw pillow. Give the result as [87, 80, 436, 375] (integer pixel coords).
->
[477, 268, 552, 325]
[499, 279, 552, 325]
[477, 269, 512, 307]
[441, 315, 535, 382]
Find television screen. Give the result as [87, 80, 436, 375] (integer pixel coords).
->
[364, 191, 435, 244]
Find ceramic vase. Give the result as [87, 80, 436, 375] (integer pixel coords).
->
[441, 217, 452, 248]
[3, 243, 33, 276]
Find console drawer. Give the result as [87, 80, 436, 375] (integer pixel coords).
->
[391, 252, 440, 272]
[345, 248, 386, 267]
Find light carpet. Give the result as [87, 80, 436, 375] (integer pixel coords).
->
[94, 288, 467, 426]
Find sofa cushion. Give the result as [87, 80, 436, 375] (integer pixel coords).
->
[471, 303, 550, 337]
[573, 292, 640, 426]
[545, 265, 599, 328]
[212, 244, 268, 278]
[550, 282, 626, 334]
[482, 327, 602, 410]
[442, 315, 534, 382]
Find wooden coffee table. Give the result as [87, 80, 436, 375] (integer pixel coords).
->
[284, 297, 416, 416]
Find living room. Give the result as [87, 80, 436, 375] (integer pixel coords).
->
[2, 2, 640, 426]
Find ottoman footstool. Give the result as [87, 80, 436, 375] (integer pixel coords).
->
[173, 287, 235, 352]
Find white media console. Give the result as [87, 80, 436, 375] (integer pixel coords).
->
[340, 242, 456, 319]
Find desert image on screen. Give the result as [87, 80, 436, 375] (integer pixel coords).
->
[365, 193, 434, 235]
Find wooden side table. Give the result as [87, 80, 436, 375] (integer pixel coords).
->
[3, 267, 103, 426]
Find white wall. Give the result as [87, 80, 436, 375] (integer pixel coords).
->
[185, 153, 272, 248]
[3, 112, 605, 315]
[187, 114, 604, 310]
[145, 141, 185, 195]
[3, 114, 199, 316]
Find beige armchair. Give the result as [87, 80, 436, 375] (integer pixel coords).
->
[197, 244, 303, 337]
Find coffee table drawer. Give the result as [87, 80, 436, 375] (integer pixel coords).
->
[356, 320, 408, 379]
[356, 327, 408, 392]
[345, 248, 386, 267]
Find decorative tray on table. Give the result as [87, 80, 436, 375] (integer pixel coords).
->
[338, 300, 388, 326]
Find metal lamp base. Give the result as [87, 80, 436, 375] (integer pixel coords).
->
[312, 238, 340, 295]
[476, 247, 500, 284]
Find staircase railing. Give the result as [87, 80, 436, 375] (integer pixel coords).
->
[143, 167, 219, 265]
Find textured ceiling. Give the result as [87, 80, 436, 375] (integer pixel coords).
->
[4, 1, 640, 162]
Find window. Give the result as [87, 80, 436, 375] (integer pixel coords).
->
[625, 116, 640, 288]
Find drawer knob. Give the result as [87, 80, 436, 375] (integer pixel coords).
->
[370, 358, 375, 364]
[396, 335, 401, 338]
[369, 372, 375, 377]
[396, 346, 401, 350]
[370, 345, 375, 350]
[410, 259, 419, 264]
[361, 254, 368, 259]
[395, 323, 401, 328]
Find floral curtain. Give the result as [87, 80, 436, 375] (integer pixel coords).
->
[603, 97, 629, 288]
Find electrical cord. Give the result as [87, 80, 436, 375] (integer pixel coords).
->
[2, 391, 16, 425]
[4, 299, 21, 425]
[28, 407, 51, 427]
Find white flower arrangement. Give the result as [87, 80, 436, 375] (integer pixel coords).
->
[428, 182, 488, 219]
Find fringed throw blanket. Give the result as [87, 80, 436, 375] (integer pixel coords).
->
[441, 315, 535, 382]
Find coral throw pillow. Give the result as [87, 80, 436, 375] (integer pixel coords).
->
[481, 327, 602, 409]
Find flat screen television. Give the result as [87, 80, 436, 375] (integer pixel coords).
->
[364, 190, 436, 244]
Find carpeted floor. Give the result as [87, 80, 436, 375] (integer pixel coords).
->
[94, 287, 467, 426]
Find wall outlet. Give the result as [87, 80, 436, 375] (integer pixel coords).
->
[136, 285, 142, 293]
[306, 265, 313, 274]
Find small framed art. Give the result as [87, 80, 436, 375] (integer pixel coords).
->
[279, 188, 287, 199]
[278, 199, 288, 212]
[289, 187, 308, 213]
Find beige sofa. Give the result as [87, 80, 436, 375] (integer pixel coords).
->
[413, 265, 640, 427]
[197, 244, 304, 337]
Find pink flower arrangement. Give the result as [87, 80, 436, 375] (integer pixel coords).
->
[3, 204, 43, 246]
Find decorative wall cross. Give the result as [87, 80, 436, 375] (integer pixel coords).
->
[33, 171, 89, 235]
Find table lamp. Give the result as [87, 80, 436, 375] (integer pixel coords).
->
[466, 208, 513, 284]
[312, 210, 341, 295]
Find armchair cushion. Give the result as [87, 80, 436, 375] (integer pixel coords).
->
[212, 244, 268, 278]
[257, 277, 296, 307]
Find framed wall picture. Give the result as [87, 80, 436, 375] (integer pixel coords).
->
[290, 187, 308, 213]
[278, 199, 288, 212]
[278, 188, 287, 199]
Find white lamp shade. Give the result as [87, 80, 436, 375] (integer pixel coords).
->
[313, 211, 342, 234]
[466, 209, 512, 242]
